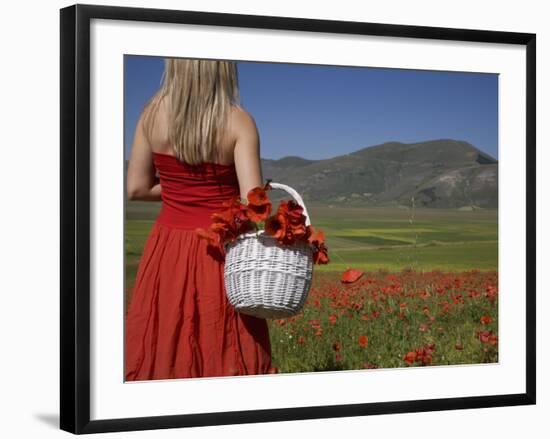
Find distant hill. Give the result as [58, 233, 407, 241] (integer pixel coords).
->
[125, 139, 498, 208]
[260, 139, 498, 208]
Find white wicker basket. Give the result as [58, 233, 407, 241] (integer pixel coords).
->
[223, 182, 314, 319]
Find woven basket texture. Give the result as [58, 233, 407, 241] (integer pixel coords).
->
[224, 231, 313, 319]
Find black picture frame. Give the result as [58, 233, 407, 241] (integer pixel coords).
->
[60, 3, 536, 434]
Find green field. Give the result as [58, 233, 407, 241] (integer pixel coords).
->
[125, 200, 498, 277]
[124, 201, 498, 370]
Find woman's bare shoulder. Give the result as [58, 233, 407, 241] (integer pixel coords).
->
[229, 105, 259, 138]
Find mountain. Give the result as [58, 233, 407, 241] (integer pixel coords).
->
[124, 139, 498, 208]
[260, 139, 498, 208]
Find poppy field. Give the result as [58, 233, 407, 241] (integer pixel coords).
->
[125, 201, 498, 371]
[267, 268, 498, 373]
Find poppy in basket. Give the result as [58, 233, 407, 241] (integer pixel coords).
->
[307, 226, 329, 265]
[246, 186, 272, 222]
[277, 200, 309, 242]
[195, 182, 329, 265]
[264, 213, 287, 241]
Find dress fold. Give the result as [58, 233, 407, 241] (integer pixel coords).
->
[125, 152, 272, 382]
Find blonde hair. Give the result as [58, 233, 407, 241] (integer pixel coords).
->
[142, 58, 240, 165]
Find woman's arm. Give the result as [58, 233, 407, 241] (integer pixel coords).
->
[232, 108, 264, 201]
[126, 109, 162, 201]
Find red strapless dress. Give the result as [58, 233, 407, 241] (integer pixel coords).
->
[124, 152, 273, 381]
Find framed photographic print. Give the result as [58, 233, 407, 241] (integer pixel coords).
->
[60, 3, 536, 434]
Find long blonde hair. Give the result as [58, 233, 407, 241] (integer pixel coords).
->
[142, 58, 240, 165]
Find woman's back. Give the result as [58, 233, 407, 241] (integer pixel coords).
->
[125, 60, 274, 381]
[152, 150, 240, 230]
[141, 98, 263, 230]
[145, 96, 237, 165]
[127, 95, 264, 206]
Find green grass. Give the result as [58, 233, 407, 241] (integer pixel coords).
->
[267, 269, 498, 372]
[125, 203, 498, 278]
[304, 205, 497, 272]
[124, 201, 499, 370]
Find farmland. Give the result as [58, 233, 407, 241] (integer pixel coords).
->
[125, 201, 498, 371]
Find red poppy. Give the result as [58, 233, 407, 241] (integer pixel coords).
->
[264, 213, 287, 241]
[420, 354, 433, 365]
[278, 200, 304, 226]
[341, 268, 364, 284]
[195, 227, 218, 244]
[308, 226, 329, 264]
[246, 187, 272, 222]
[247, 186, 270, 206]
[358, 335, 369, 347]
[308, 319, 321, 329]
[197, 183, 329, 265]
[404, 343, 435, 366]
[289, 223, 308, 240]
[478, 330, 491, 343]
[403, 351, 417, 365]
[480, 315, 492, 325]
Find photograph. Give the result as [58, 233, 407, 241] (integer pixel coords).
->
[123, 55, 499, 382]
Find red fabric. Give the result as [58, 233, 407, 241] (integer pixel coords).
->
[125, 152, 273, 381]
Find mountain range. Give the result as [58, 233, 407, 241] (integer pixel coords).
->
[260, 139, 498, 209]
[124, 139, 498, 209]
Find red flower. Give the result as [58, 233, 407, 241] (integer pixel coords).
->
[195, 227, 219, 245]
[341, 268, 364, 284]
[328, 314, 338, 324]
[478, 330, 498, 346]
[202, 195, 255, 243]
[480, 315, 492, 325]
[358, 335, 369, 347]
[308, 319, 321, 329]
[403, 351, 417, 365]
[308, 226, 329, 264]
[278, 200, 305, 226]
[273, 200, 308, 245]
[196, 183, 329, 266]
[246, 187, 272, 222]
[404, 343, 435, 366]
[478, 330, 491, 343]
[265, 213, 287, 240]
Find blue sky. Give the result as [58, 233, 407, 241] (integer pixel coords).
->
[124, 55, 498, 161]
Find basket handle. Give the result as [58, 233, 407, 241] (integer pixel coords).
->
[268, 182, 311, 227]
